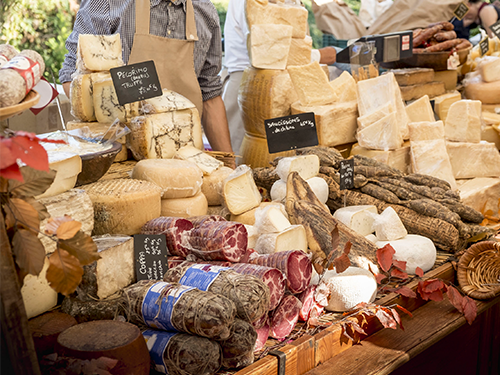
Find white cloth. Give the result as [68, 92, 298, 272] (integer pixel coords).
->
[222, 70, 245, 153]
[224, 0, 250, 73]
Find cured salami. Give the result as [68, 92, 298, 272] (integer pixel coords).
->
[187, 215, 226, 227]
[219, 319, 257, 369]
[269, 294, 302, 340]
[141, 217, 193, 257]
[249, 250, 312, 294]
[184, 221, 248, 262]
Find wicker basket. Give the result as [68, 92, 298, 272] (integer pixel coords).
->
[457, 241, 500, 300]
[205, 151, 236, 169]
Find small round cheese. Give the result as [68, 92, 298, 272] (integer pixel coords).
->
[160, 192, 208, 218]
[270, 176, 329, 204]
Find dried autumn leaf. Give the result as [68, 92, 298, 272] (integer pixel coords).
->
[6, 197, 40, 233]
[59, 231, 100, 266]
[396, 304, 413, 318]
[4, 203, 16, 230]
[57, 221, 82, 240]
[10, 135, 49, 172]
[339, 323, 351, 346]
[334, 253, 351, 274]
[390, 308, 403, 330]
[8, 167, 56, 197]
[350, 319, 367, 336]
[377, 244, 395, 272]
[331, 224, 340, 251]
[420, 278, 446, 293]
[390, 268, 409, 280]
[46, 249, 84, 296]
[22, 197, 49, 220]
[1, 163, 23, 182]
[446, 285, 464, 314]
[0, 138, 16, 169]
[397, 286, 417, 299]
[415, 267, 424, 277]
[392, 259, 407, 271]
[375, 308, 398, 330]
[12, 229, 46, 276]
[462, 296, 477, 325]
[375, 273, 386, 284]
[45, 215, 73, 235]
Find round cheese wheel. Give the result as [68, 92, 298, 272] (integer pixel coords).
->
[29, 311, 77, 357]
[239, 133, 295, 168]
[201, 166, 233, 205]
[160, 192, 208, 218]
[131, 159, 203, 199]
[464, 74, 500, 104]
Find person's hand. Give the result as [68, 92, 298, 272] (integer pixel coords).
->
[318, 47, 337, 65]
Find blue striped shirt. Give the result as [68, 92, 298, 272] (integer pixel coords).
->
[59, 0, 223, 101]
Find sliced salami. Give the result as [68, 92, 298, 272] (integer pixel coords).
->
[269, 294, 302, 340]
[184, 221, 247, 262]
[187, 215, 227, 227]
[141, 217, 193, 257]
[249, 250, 312, 294]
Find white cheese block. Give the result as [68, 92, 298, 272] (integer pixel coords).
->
[131, 159, 203, 199]
[433, 91, 461, 121]
[92, 75, 126, 123]
[127, 109, 203, 160]
[37, 152, 82, 199]
[175, 145, 223, 175]
[223, 165, 262, 215]
[160, 192, 208, 218]
[457, 177, 500, 218]
[275, 155, 320, 181]
[373, 206, 408, 241]
[140, 89, 195, 114]
[481, 125, 500, 149]
[230, 202, 287, 225]
[38, 189, 94, 254]
[245, 225, 260, 249]
[329, 71, 357, 103]
[333, 205, 378, 236]
[287, 36, 312, 67]
[408, 121, 445, 141]
[249, 24, 293, 70]
[201, 166, 234, 206]
[375, 235, 436, 274]
[82, 179, 161, 235]
[444, 100, 483, 143]
[77, 34, 124, 72]
[270, 177, 329, 204]
[291, 101, 358, 147]
[356, 102, 395, 131]
[357, 112, 403, 150]
[21, 258, 58, 319]
[70, 73, 95, 122]
[350, 142, 411, 174]
[446, 141, 500, 178]
[287, 62, 337, 106]
[254, 205, 291, 234]
[254, 224, 307, 254]
[322, 267, 377, 312]
[405, 95, 435, 123]
[479, 56, 500, 83]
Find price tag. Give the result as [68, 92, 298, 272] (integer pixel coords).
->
[264, 112, 318, 154]
[479, 37, 489, 56]
[134, 234, 168, 281]
[110, 60, 162, 106]
[447, 52, 460, 70]
[339, 159, 354, 190]
[453, 2, 469, 21]
[491, 20, 500, 40]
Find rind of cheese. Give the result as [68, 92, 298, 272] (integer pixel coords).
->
[434, 70, 458, 91]
[270, 177, 329, 204]
[373, 206, 407, 241]
[291, 101, 358, 146]
[457, 177, 500, 218]
[287, 62, 337, 106]
[77, 34, 124, 72]
[37, 152, 82, 199]
[92, 76, 126, 123]
[329, 71, 358, 103]
[433, 91, 461, 121]
[83, 179, 161, 235]
[254, 205, 291, 234]
[399, 81, 445, 102]
[160, 192, 208, 218]
[70, 74, 95, 122]
[287, 36, 312, 67]
[350, 142, 411, 174]
[275, 154, 320, 181]
[175, 145, 223, 175]
[446, 141, 500, 178]
[21, 258, 58, 319]
[249, 24, 293, 70]
[239, 132, 295, 168]
[357, 103, 394, 131]
[333, 205, 378, 236]
[201, 166, 234, 206]
[140, 89, 195, 114]
[479, 56, 500, 83]
[405, 95, 435, 123]
[357, 112, 403, 150]
[223, 165, 262, 215]
[254, 225, 307, 254]
[408, 121, 445, 141]
[230, 202, 287, 225]
[481, 125, 500, 149]
[464, 73, 500, 104]
[444, 100, 483, 143]
[132, 159, 203, 199]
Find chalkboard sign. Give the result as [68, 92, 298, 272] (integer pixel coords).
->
[491, 20, 500, 40]
[110, 60, 162, 106]
[453, 2, 469, 21]
[134, 234, 168, 281]
[339, 159, 354, 190]
[480, 38, 489, 56]
[264, 112, 318, 154]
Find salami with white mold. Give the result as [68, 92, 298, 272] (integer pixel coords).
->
[269, 294, 302, 340]
[141, 217, 193, 257]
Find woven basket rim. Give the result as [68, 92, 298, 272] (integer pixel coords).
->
[457, 241, 500, 300]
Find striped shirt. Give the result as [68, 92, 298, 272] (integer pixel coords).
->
[59, 0, 223, 101]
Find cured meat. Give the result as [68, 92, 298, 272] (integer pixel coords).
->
[413, 24, 443, 47]
[163, 263, 270, 325]
[141, 217, 193, 257]
[297, 285, 317, 321]
[187, 215, 226, 227]
[240, 247, 259, 263]
[427, 21, 454, 31]
[254, 317, 270, 351]
[424, 38, 462, 52]
[250, 250, 312, 294]
[230, 263, 286, 310]
[184, 221, 248, 262]
[269, 294, 302, 340]
[434, 30, 457, 42]
[167, 256, 187, 269]
[219, 319, 257, 369]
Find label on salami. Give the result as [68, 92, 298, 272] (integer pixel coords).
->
[142, 282, 195, 332]
[142, 329, 177, 374]
[179, 264, 231, 291]
[2, 55, 41, 95]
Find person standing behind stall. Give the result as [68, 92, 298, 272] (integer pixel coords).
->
[60, 0, 234, 154]
[452, 0, 500, 39]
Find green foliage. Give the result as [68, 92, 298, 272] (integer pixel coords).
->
[1, 0, 75, 83]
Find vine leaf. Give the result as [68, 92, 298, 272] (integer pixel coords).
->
[461, 296, 477, 325]
[59, 231, 100, 266]
[377, 244, 395, 272]
[12, 229, 46, 276]
[6, 197, 40, 233]
[390, 268, 408, 280]
[46, 248, 84, 296]
[417, 279, 447, 301]
[392, 259, 407, 271]
[8, 167, 56, 197]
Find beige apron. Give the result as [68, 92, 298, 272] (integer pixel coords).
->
[128, 0, 204, 115]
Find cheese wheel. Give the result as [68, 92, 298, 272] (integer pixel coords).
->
[464, 74, 500, 104]
[239, 133, 295, 168]
[132, 159, 203, 199]
[83, 179, 161, 235]
[201, 166, 233, 205]
[160, 192, 208, 218]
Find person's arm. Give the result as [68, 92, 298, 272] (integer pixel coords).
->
[480, 5, 498, 38]
[202, 96, 234, 153]
[318, 46, 337, 65]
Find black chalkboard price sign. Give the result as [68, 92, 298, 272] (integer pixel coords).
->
[110, 60, 162, 106]
[264, 112, 319, 154]
[491, 20, 500, 40]
[480, 38, 489, 56]
[339, 158, 355, 190]
[453, 2, 469, 21]
[134, 234, 168, 281]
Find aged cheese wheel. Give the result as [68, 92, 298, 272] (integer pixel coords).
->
[0, 44, 19, 67]
[56, 320, 150, 375]
[160, 192, 208, 218]
[29, 311, 77, 357]
[464, 74, 500, 104]
[201, 166, 234, 205]
[239, 133, 294, 168]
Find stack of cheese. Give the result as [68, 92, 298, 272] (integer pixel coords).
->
[465, 55, 500, 109]
[461, 36, 500, 75]
[389, 68, 445, 102]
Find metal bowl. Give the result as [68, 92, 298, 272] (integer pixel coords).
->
[75, 141, 122, 186]
[381, 46, 472, 71]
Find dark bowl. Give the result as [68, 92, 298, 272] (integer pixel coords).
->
[75, 141, 122, 186]
[381, 46, 471, 71]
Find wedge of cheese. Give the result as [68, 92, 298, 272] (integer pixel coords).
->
[37, 152, 82, 199]
[77, 34, 124, 72]
[333, 205, 378, 236]
[92, 75, 126, 123]
[405, 95, 435, 123]
[329, 71, 357, 103]
[140, 89, 196, 114]
[287, 36, 312, 67]
[446, 141, 500, 178]
[444, 100, 482, 143]
[357, 102, 394, 131]
[433, 91, 461, 121]
[287, 62, 337, 106]
[481, 125, 500, 149]
[357, 112, 403, 150]
[275, 155, 320, 181]
[21, 258, 58, 319]
[223, 165, 262, 215]
[479, 56, 500, 83]
[249, 24, 293, 70]
[70, 73, 95, 122]
[457, 177, 500, 218]
[464, 73, 500, 104]
[201, 166, 234, 206]
[230, 202, 287, 225]
[175, 145, 223, 175]
[408, 121, 445, 141]
[373, 206, 407, 241]
[254, 225, 307, 254]
[254, 205, 292, 234]
[270, 177, 329, 204]
[350, 142, 411, 173]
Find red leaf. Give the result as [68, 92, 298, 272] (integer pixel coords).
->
[391, 268, 409, 280]
[0, 138, 16, 169]
[377, 244, 395, 272]
[375, 309, 398, 329]
[462, 296, 477, 325]
[343, 241, 351, 255]
[396, 304, 413, 318]
[10, 136, 49, 172]
[420, 279, 445, 293]
[446, 285, 464, 314]
[375, 273, 387, 284]
[334, 253, 351, 274]
[390, 308, 404, 330]
[0, 163, 23, 181]
[36, 137, 67, 144]
[397, 286, 417, 299]
[421, 288, 444, 302]
[13, 131, 38, 140]
[392, 259, 407, 271]
[415, 267, 424, 277]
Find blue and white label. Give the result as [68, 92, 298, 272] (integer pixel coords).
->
[179, 264, 231, 291]
[142, 329, 177, 374]
[141, 282, 194, 331]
